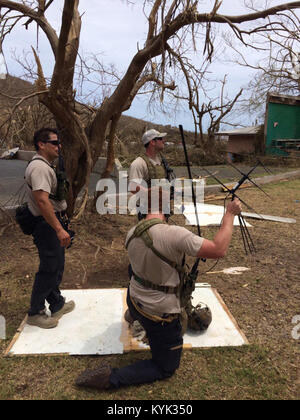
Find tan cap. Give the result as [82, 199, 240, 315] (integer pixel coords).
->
[142, 129, 167, 145]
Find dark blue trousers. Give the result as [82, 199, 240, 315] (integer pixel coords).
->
[28, 218, 65, 316]
[110, 289, 183, 388]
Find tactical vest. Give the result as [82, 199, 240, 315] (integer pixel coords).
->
[26, 157, 69, 201]
[141, 154, 167, 186]
[126, 218, 187, 299]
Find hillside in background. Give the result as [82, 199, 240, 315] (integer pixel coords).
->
[0, 75, 225, 166]
[0, 76, 194, 140]
[118, 114, 195, 145]
[0, 75, 36, 107]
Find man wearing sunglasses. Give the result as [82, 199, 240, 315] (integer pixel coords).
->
[24, 128, 74, 329]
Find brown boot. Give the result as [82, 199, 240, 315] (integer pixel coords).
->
[51, 300, 75, 320]
[76, 365, 112, 390]
[124, 309, 135, 325]
[27, 314, 58, 329]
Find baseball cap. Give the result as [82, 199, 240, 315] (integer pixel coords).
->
[142, 129, 167, 146]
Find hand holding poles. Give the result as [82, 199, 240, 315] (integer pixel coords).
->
[201, 162, 271, 255]
[231, 194, 256, 255]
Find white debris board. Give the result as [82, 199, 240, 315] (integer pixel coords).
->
[5, 287, 248, 357]
[181, 203, 252, 227]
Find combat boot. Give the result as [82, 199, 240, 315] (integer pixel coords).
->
[124, 308, 135, 325]
[51, 300, 75, 320]
[76, 365, 112, 390]
[27, 313, 58, 329]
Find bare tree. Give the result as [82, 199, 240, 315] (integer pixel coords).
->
[1, 0, 300, 216]
[227, 2, 300, 117]
[166, 44, 243, 146]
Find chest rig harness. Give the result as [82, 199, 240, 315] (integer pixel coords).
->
[16, 155, 70, 236]
[26, 155, 70, 202]
[126, 218, 213, 332]
[126, 218, 193, 324]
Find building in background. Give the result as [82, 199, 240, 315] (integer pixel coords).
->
[264, 93, 300, 156]
[216, 93, 300, 161]
[215, 125, 264, 162]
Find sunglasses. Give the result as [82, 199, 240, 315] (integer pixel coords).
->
[42, 140, 60, 146]
[153, 137, 164, 141]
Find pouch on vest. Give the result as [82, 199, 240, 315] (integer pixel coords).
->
[55, 168, 70, 201]
[54, 153, 69, 201]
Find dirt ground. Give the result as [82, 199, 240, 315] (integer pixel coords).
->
[0, 178, 299, 400]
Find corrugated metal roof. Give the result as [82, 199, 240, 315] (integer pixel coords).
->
[216, 125, 261, 136]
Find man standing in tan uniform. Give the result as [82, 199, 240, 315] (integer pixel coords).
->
[128, 129, 176, 219]
[129, 129, 168, 194]
[25, 128, 75, 329]
[76, 195, 242, 390]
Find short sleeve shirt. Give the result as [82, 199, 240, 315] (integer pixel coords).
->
[126, 223, 204, 316]
[25, 154, 67, 216]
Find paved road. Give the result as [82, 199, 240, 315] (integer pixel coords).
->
[0, 158, 294, 207]
[0, 160, 28, 206]
[0, 159, 101, 206]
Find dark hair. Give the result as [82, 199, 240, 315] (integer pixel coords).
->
[33, 127, 59, 151]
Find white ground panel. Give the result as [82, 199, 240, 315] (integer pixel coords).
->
[7, 289, 125, 356]
[6, 287, 248, 357]
[132, 285, 247, 350]
[186, 286, 247, 347]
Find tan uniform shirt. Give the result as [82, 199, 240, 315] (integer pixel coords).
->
[25, 154, 67, 216]
[128, 155, 162, 191]
[126, 223, 204, 317]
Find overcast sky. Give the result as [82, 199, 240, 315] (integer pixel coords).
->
[1, 0, 297, 131]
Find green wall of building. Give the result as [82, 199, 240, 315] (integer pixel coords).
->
[266, 102, 300, 155]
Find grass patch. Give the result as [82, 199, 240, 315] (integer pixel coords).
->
[1, 178, 299, 400]
[0, 346, 290, 400]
